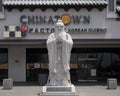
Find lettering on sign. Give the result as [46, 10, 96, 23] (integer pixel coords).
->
[20, 15, 90, 25]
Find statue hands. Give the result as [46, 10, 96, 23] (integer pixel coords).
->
[56, 34, 63, 43]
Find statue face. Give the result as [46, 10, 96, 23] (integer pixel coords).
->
[55, 19, 65, 33]
[56, 25, 64, 32]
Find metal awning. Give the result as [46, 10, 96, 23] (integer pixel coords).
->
[3, 0, 108, 6]
[3, 0, 108, 12]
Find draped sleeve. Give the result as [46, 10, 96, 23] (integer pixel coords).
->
[62, 33, 73, 72]
[47, 33, 57, 73]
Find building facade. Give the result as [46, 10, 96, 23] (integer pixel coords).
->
[0, 0, 120, 83]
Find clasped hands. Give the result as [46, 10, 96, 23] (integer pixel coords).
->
[56, 35, 63, 43]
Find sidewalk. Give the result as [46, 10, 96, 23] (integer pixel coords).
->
[0, 82, 120, 96]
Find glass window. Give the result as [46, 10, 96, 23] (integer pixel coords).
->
[41, 53, 48, 69]
[111, 51, 120, 76]
[109, 0, 115, 12]
[0, 0, 5, 19]
[26, 48, 48, 81]
[0, 0, 2, 12]
[101, 53, 111, 68]
[70, 53, 78, 69]
[117, 0, 120, 6]
[0, 48, 8, 81]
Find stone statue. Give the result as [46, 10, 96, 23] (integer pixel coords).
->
[46, 19, 73, 86]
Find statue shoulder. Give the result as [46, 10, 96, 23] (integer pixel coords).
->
[65, 33, 72, 39]
[47, 33, 55, 43]
[48, 33, 55, 39]
[49, 33, 54, 36]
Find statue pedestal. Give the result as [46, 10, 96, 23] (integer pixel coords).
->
[38, 85, 79, 96]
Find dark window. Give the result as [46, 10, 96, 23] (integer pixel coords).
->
[117, 0, 120, 5]
[0, 0, 2, 12]
[0, 48, 8, 81]
[26, 48, 48, 81]
[109, 0, 115, 12]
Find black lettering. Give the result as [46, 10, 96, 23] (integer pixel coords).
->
[74, 28, 78, 32]
[35, 28, 39, 33]
[100, 28, 103, 32]
[40, 16, 46, 24]
[29, 28, 33, 33]
[16, 26, 20, 31]
[84, 29, 87, 32]
[68, 28, 73, 33]
[55, 15, 60, 22]
[96, 28, 99, 32]
[72, 16, 81, 24]
[4, 26, 9, 31]
[20, 15, 27, 24]
[28, 16, 35, 25]
[51, 28, 55, 33]
[45, 28, 50, 33]
[78, 29, 81, 32]
[104, 28, 107, 32]
[81, 29, 84, 32]
[83, 16, 90, 24]
[48, 16, 54, 24]
[35, 16, 39, 25]
[88, 28, 92, 32]
[40, 28, 44, 33]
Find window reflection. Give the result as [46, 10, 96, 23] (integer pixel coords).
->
[0, 48, 8, 81]
[26, 48, 120, 81]
[26, 48, 48, 81]
[41, 54, 48, 69]
[97, 49, 120, 81]
[0, 0, 2, 12]
[70, 53, 78, 69]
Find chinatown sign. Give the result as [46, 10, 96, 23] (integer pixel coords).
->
[3, 14, 107, 38]
[20, 14, 107, 33]
[20, 14, 90, 25]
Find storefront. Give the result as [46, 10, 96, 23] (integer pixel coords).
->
[0, 0, 120, 83]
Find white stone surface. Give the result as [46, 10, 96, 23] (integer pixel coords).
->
[46, 20, 73, 86]
[0, 85, 120, 96]
[40, 85, 78, 96]
[107, 78, 117, 89]
[42, 85, 76, 93]
[3, 78, 13, 90]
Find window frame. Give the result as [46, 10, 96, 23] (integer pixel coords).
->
[0, 0, 5, 19]
[107, 0, 118, 18]
[108, 0, 116, 12]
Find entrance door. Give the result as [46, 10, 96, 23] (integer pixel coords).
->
[77, 53, 97, 81]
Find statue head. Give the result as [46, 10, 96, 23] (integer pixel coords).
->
[55, 19, 65, 33]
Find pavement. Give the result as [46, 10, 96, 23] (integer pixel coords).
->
[0, 82, 120, 96]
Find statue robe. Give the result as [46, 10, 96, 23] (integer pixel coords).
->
[47, 32, 73, 73]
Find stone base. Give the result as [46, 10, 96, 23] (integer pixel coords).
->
[38, 85, 79, 96]
[107, 78, 117, 89]
[3, 78, 13, 90]
[38, 93, 79, 96]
